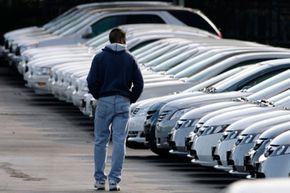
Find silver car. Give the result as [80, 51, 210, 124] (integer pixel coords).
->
[229, 114, 290, 176]
[257, 130, 290, 178]
[246, 122, 290, 178]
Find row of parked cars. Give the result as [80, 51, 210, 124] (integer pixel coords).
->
[1, 1, 290, 184]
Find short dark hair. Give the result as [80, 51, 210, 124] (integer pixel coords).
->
[109, 28, 126, 44]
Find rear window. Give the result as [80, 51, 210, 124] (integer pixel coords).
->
[169, 10, 218, 35]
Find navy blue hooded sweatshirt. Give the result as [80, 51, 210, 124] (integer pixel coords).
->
[86, 43, 144, 103]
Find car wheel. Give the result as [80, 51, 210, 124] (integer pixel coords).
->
[126, 140, 147, 149]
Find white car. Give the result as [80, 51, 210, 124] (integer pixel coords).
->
[168, 101, 246, 156]
[214, 79, 290, 171]
[156, 60, 290, 154]
[245, 122, 290, 178]
[192, 79, 290, 167]
[214, 110, 290, 172]
[155, 91, 249, 150]
[73, 38, 261, 118]
[169, 64, 290, 156]
[128, 58, 290, 151]
[257, 130, 290, 178]
[223, 179, 290, 193]
[229, 114, 290, 176]
[25, 25, 217, 94]
[184, 52, 290, 84]
[191, 106, 275, 167]
[6, 3, 222, 65]
[71, 76, 88, 109]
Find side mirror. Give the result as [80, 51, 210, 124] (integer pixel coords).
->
[82, 27, 93, 39]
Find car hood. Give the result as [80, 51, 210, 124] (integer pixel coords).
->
[161, 91, 249, 111]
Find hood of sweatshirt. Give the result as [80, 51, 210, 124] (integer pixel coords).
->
[104, 43, 127, 53]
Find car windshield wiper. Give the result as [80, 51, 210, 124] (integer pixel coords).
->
[233, 96, 248, 102]
[202, 86, 216, 93]
[256, 99, 274, 107]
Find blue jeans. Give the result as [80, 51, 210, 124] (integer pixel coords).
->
[94, 95, 130, 184]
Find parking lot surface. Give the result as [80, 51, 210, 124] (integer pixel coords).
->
[0, 61, 241, 193]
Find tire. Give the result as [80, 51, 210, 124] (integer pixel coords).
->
[126, 140, 147, 149]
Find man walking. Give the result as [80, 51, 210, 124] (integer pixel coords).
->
[87, 28, 144, 191]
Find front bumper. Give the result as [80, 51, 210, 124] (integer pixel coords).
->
[127, 115, 146, 144]
[72, 90, 87, 109]
[26, 74, 51, 94]
[156, 120, 176, 149]
[193, 133, 223, 165]
[215, 139, 237, 168]
[258, 155, 290, 178]
[231, 143, 254, 173]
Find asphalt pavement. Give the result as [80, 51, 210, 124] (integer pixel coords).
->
[0, 61, 242, 193]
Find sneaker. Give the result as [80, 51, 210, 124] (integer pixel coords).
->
[109, 181, 120, 191]
[94, 181, 105, 191]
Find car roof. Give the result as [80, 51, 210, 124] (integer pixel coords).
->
[161, 91, 247, 110]
[87, 6, 196, 14]
[77, 1, 172, 10]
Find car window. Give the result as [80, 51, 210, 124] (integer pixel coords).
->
[90, 14, 165, 37]
[59, 13, 94, 36]
[44, 8, 78, 30]
[54, 11, 92, 35]
[239, 68, 286, 90]
[168, 10, 218, 35]
[220, 58, 272, 73]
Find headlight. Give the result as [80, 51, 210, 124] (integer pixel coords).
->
[193, 122, 203, 133]
[253, 139, 265, 150]
[174, 119, 198, 130]
[196, 126, 206, 136]
[229, 130, 240, 140]
[35, 67, 51, 76]
[202, 124, 229, 136]
[235, 134, 245, 146]
[241, 134, 257, 144]
[135, 107, 150, 116]
[264, 145, 279, 157]
[220, 130, 241, 142]
[174, 120, 185, 130]
[184, 119, 198, 128]
[158, 110, 173, 122]
[170, 108, 190, 120]
[219, 131, 230, 142]
[273, 145, 290, 156]
[265, 145, 290, 157]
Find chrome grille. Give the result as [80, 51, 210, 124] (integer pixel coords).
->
[131, 108, 140, 116]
